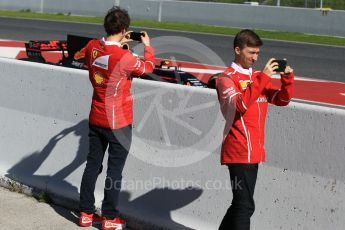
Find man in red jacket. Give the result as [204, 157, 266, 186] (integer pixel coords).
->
[216, 29, 294, 230]
[79, 7, 155, 230]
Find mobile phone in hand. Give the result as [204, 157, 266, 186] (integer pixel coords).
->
[273, 59, 287, 72]
[130, 32, 145, 42]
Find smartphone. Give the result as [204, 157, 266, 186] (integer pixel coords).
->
[273, 59, 287, 72]
[130, 32, 144, 42]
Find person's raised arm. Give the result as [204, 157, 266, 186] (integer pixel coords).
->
[265, 65, 294, 106]
[122, 31, 155, 77]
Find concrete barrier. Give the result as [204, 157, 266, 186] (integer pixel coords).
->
[0, 0, 115, 16]
[1, 0, 345, 36]
[0, 57, 344, 229]
[41, 0, 115, 16]
[0, 0, 43, 12]
[157, 1, 345, 37]
[120, 0, 161, 21]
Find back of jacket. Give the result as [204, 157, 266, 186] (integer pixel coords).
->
[85, 38, 155, 129]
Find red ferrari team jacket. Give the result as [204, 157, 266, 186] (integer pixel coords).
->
[216, 62, 294, 164]
[85, 37, 155, 129]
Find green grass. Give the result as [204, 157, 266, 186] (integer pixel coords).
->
[35, 191, 52, 203]
[1, 9, 345, 46]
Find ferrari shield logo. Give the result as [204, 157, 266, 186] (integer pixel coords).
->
[239, 80, 251, 90]
[92, 50, 98, 59]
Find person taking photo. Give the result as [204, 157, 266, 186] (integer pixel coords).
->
[79, 6, 155, 230]
[216, 29, 294, 230]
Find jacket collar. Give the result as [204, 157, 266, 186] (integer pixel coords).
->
[101, 37, 121, 47]
[231, 62, 252, 76]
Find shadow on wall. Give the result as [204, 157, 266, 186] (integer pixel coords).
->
[120, 188, 203, 230]
[6, 120, 89, 225]
[6, 119, 89, 191]
[5, 119, 203, 229]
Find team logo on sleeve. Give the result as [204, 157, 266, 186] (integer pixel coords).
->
[93, 72, 104, 85]
[257, 97, 268, 103]
[223, 87, 236, 96]
[239, 80, 252, 90]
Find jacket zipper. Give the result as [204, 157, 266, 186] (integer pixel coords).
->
[240, 115, 251, 163]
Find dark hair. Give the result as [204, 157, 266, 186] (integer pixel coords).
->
[233, 29, 263, 50]
[104, 7, 130, 36]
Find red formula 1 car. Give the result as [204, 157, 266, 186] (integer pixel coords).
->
[19, 34, 208, 88]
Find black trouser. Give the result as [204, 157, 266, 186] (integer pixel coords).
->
[219, 163, 258, 230]
[79, 124, 132, 219]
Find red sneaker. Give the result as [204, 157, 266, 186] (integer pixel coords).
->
[79, 212, 103, 227]
[102, 217, 126, 230]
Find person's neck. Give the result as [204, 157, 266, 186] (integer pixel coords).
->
[106, 34, 123, 43]
[233, 61, 249, 70]
[231, 62, 252, 76]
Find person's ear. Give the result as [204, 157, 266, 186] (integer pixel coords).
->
[235, 47, 241, 55]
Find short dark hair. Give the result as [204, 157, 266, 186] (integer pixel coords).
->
[233, 29, 263, 49]
[104, 7, 130, 36]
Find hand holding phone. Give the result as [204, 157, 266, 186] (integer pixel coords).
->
[130, 32, 145, 42]
[273, 59, 287, 73]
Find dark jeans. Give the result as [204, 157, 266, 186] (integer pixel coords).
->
[219, 163, 259, 230]
[79, 124, 132, 219]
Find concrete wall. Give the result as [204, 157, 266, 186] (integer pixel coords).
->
[1, 0, 345, 36]
[0, 0, 43, 12]
[160, 1, 345, 37]
[42, 0, 115, 16]
[0, 57, 344, 229]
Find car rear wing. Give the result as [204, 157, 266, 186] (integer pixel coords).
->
[24, 40, 67, 62]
